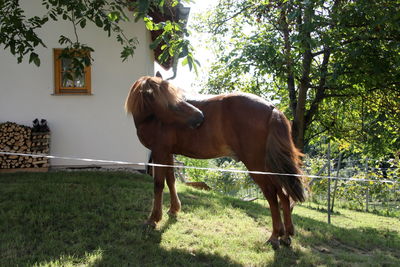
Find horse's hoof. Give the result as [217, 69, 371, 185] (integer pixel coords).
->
[143, 220, 157, 231]
[167, 209, 179, 217]
[141, 221, 157, 240]
[266, 239, 280, 250]
[280, 236, 292, 247]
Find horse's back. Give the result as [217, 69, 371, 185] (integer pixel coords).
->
[189, 92, 275, 118]
[189, 92, 274, 132]
[177, 92, 275, 160]
[221, 93, 275, 161]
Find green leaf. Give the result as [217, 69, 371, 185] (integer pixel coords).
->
[158, 50, 170, 63]
[179, 45, 188, 58]
[149, 34, 164, 50]
[95, 16, 103, 27]
[29, 52, 40, 66]
[80, 19, 86, 28]
[144, 17, 154, 30]
[181, 57, 188, 66]
[164, 22, 173, 32]
[137, 0, 150, 18]
[187, 56, 193, 71]
[83, 55, 91, 67]
[108, 11, 120, 22]
[121, 46, 135, 61]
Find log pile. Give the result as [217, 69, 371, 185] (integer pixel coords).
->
[0, 121, 50, 170]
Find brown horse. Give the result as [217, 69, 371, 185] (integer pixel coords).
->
[125, 75, 306, 249]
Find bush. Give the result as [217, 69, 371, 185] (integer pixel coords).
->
[175, 156, 256, 197]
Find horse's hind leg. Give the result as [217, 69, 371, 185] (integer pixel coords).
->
[165, 158, 181, 216]
[251, 174, 284, 250]
[278, 191, 294, 247]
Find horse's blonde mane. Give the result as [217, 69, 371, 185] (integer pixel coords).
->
[125, 76, 183, 115]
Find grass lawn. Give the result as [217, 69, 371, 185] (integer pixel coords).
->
[0, 171, 399, 266]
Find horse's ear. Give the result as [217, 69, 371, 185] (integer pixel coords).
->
[156, 71, 163, 79]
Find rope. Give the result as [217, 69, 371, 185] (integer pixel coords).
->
[0, 151, 398, 184]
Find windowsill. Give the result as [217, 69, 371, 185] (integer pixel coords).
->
[51, 93, 94, 96]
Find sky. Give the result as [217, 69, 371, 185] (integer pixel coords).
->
[154, 0, 216, 94]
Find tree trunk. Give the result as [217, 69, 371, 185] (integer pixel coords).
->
[280, 6, 297, 119]
[292, 2, 314, 151]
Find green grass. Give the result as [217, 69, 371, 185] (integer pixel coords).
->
[0, 171, 399, 266]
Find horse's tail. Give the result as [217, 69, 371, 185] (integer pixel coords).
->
[265, 109, 306, 202]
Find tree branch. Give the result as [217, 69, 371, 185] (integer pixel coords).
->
[305, 48, 331, 126]
[211, 3, 254, 34]
[323, 82, 400, 98]
[71, 9, 79, 44]
[312, 36, 400, 57]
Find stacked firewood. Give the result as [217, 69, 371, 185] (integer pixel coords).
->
[0, 120, 50, 170]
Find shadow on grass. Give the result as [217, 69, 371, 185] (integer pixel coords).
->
[0, 172, 242, 266]
[0, 171, 399, 266]
[177, 185, 400, 266]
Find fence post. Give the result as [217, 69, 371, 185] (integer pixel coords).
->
[365, 159, 369, 212]
[327, 141, 331, 224]
[331, 153, 343, 212]
[308, 161, 330, 187]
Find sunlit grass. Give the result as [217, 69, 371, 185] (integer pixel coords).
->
[34, 249, 103, 267]
[0, 171, 399, 266]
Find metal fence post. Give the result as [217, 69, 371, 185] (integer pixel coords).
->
[331, 153, 343, 212]
[327, 141, 331, 224]
[365, 159, 369, 212]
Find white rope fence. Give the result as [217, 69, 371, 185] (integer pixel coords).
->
[0, 151, 398, 184]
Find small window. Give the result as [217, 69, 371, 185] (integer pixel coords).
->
[53, 48, 92, 95]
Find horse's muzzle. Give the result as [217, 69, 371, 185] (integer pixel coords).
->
[188, 112, 204, 129]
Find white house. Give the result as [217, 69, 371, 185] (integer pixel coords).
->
[0, 1, 159, 170]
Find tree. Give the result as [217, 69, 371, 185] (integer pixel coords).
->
[196, 0, 400, 155]
[0, 0, 197, 76]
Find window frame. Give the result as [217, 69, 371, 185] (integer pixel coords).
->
[53, 48, 92, 95]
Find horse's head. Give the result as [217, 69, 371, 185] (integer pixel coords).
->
[125, 75, 204, 129]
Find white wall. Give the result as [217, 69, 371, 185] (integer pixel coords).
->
[0, 1, 152, 168]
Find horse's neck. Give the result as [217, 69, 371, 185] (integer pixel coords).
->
[135, 118, 158, 149]
[133, 108, 153, 128]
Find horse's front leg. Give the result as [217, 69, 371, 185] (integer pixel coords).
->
[145, 154, 169, 228]
[165, 155, 181, 216]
